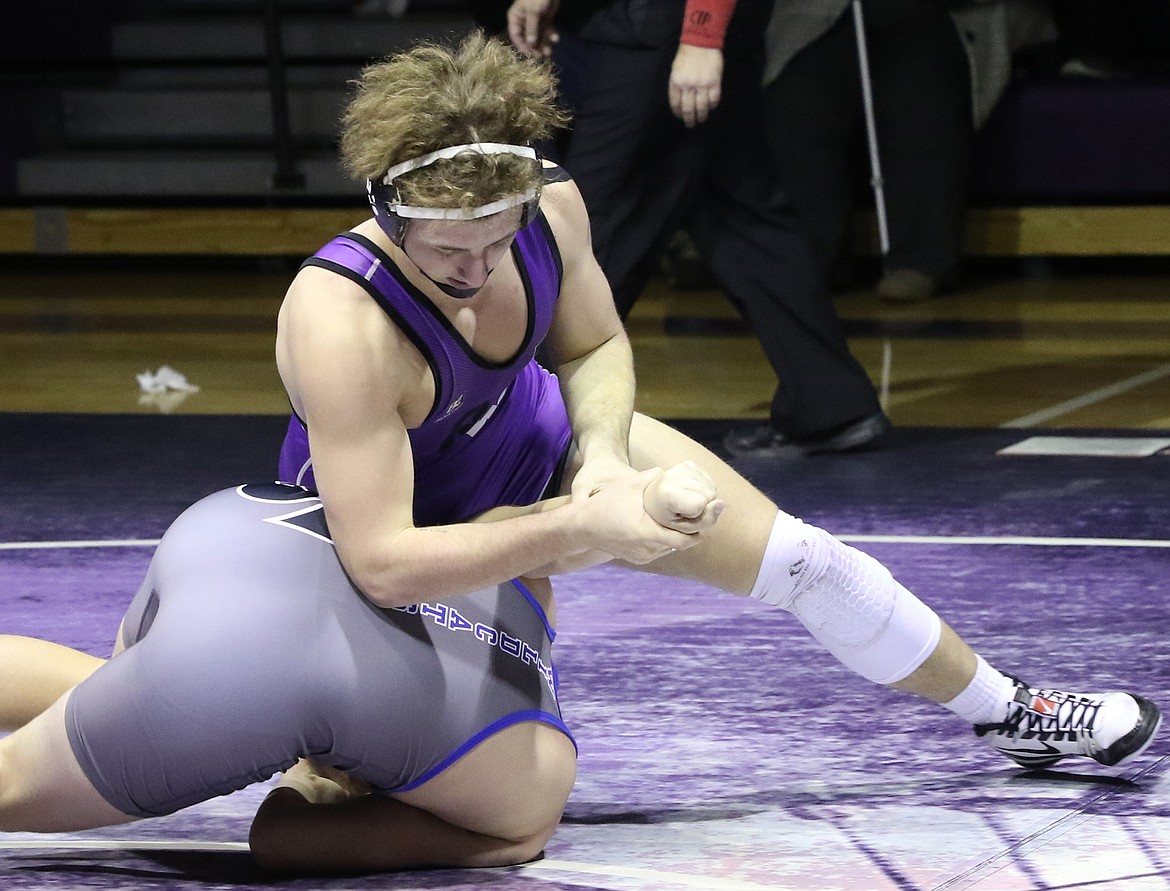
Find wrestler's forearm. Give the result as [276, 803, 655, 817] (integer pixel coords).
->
[556, 332, 635, 465]
[341, 505, 600, 606]
[472, 494, 570, 522]
[523, 549, 613, 577]
[471, 498, 612, 576]
[343, 468, 696, 606]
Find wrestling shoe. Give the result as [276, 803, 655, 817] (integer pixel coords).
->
[975, 679, 1162, 769]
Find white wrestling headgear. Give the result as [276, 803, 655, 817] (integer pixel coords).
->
[367, 142, 542, 245]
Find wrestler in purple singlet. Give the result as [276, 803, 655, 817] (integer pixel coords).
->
[278, 210, 573, 526]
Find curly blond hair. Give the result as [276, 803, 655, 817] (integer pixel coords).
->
[340, 31, 568, 209]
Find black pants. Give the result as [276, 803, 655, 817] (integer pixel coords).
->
[560, 0, 881, 437]
[763, 0, 973, 280]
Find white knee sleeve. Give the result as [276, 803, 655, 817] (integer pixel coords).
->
[750, 512, 941, 685]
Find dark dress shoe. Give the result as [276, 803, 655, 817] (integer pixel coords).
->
[724, 413, 892, 458]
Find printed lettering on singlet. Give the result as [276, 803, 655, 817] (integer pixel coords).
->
[439, 385, 510, 452]
[394, 601, 555, 694]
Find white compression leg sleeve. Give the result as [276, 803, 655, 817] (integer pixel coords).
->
[749, 512, 941, 685]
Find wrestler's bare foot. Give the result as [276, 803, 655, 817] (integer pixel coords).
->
[275, 759, 371, 804]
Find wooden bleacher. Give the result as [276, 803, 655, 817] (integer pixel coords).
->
[2, 205, 1168, 257]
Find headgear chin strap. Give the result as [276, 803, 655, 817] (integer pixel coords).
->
[367, 142, 543, 246]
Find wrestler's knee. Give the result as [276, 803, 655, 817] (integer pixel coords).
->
[496, 736, 575, 846]
[493, 816, 561, 867]
[453, 752, 572, 869]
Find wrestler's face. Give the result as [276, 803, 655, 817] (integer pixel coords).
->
[402, 208, 522, 299]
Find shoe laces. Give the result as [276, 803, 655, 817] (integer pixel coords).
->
[1003, 687, 1102, 743]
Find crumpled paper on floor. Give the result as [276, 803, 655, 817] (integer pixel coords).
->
[136, 366, 200, 413]
[136, 365, 200, 395]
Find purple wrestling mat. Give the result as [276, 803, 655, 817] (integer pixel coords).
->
[2, 414, 1168, 890]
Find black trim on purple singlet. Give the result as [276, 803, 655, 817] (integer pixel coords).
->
[343, 230, 539, 372]
[299, 254, 446, 424]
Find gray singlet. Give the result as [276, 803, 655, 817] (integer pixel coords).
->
[64, 483, 572, 818]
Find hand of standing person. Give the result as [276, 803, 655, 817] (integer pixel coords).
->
[669, 44, 724, 127]
[507, 0, 560, 57]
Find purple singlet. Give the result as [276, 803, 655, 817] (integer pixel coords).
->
[278, 213, 574, 526]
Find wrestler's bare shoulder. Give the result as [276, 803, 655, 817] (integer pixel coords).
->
[276, 259, 429, 415]
[281, 262, 370, 317]
[279, 264, 399, 351]
[537, 172, 592, 264]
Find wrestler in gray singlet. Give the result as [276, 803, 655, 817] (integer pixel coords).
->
[64, 483, 573, 818]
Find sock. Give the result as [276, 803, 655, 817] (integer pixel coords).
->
[942, 655, 1016, 725]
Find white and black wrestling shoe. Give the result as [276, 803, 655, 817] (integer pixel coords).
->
[975, 679, 1163, 769]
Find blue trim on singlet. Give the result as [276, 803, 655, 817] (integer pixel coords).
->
[392, 577, 573, 793]
[393, 709, 576, 793]
[511, 577, 557, 643]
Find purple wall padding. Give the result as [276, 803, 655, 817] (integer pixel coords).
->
[972, 78, 1170, 203]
